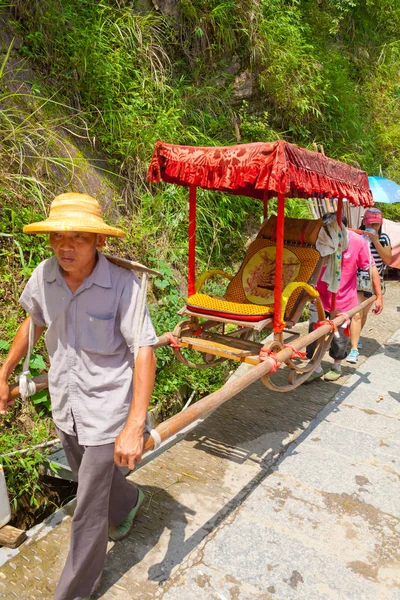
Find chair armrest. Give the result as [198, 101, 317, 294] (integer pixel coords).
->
[280, 282, 319, 321]
[195, 270, 233, 293]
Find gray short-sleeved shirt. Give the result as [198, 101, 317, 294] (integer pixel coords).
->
[19, 252, 158, 445]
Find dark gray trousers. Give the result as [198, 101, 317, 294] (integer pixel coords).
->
[306, 302, 350, 361]
[53, 428, 138, 600]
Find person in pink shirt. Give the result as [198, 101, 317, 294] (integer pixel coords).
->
[307, 213, 383, 382]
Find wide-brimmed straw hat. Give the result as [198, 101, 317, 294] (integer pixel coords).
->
[23, 192, 126, 238]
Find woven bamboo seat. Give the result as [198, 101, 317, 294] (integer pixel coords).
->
[186, 293, 273, 321]
[186, 217, 323, 324]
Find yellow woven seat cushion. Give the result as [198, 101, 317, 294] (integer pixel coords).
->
[186, 293, 273, 316]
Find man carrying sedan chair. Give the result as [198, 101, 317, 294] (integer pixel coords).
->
[0, 192, 162, 600]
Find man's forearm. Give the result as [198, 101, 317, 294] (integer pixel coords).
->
[125, 346, 156, 432]
[0, 317, 45, 381]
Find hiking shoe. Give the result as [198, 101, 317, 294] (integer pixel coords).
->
[346, 349, 359, 364]
[109, 488, 145, 541]
[323, 369, 342, 382]
[357, 339, 363, 349]
[305, 369, 324, 384]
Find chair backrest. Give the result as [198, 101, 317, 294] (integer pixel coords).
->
[257, 215, 323, 245]
[224, 216, 324, 321]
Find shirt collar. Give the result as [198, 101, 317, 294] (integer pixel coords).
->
[89, 252, 112, 288]
[45, 252, 112, 289]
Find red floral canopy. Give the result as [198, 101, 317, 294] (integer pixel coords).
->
[147, 139, 373, 207]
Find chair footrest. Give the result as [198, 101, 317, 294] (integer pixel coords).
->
[180, 307, 273, 331]
[180, 336, 260, 365]
[201, 332, 263, 352]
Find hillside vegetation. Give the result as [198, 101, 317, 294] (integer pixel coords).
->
[1, 0, 400, 524]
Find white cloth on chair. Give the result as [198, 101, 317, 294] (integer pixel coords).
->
[316, 222, 348, 293]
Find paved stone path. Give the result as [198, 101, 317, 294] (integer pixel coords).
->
[159, 328, 400, 600]
[0, 283, 399, 599]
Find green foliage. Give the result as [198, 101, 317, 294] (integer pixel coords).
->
[29, 353, 51, 413]
[379, 203, 400, 223]
[0, 400, 57, 527]
[2, 0, 399, 401]
[149, 260, 184, 372]
[149, 260, 235, 412]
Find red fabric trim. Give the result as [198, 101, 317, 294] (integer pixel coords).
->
[273, 193, 286, 333]
[313, 319, 338, 333]
[188, 185, 196, 296]
[259, 347, 281, 372]
[186, 304, 273, 322]
[337, 197, 343, 228]
[165, 332, 182, 348]
[284, 344, 307, 359]
[147, 140, 373, 207]
[263, 189, 268, 220]
[330, 293, 337, 316]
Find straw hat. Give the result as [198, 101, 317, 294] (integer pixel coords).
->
[23, 192, 126, 238]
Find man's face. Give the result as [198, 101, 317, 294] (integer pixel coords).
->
[49, 231, 106, 274]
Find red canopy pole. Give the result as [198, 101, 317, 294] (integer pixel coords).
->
[330, 293, 337, 318]
[337, 197, 343, 228]
[273, 192, 286, 334]
[188, 185, 197, 297]
[331, 197, 343, 317]
[263, 189, 268, 221]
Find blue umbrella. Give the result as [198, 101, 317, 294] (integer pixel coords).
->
[368, 176, 400, 204]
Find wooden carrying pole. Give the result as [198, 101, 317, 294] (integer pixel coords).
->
[8, 296, 375, 454]
[8, 373, 49, 401]
[141, 297, 375, 453]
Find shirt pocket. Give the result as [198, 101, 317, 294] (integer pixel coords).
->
[81, 313, 116, 355]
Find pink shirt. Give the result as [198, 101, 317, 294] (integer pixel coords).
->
[317, 230, 371, 313]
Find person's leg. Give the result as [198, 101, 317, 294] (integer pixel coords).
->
[305, 303, 329, 382]
[361, 302, 372, 330]
[54, 442, 116, 600]
[57, 425, 138, 528]
[306, 301, 319, 360]
[350, 292, 373, 356]
[329, 325, 350, 363]
[350, 292, 365, 351]
[108, 467, 138, 527]
[324, 324, 350, 381]
[55, 427, 84, 478]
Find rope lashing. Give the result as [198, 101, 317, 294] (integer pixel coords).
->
[313, 319, 340, 338]
[258, 347, 281, 372]
[165, 332, 182, 349]
[17, 317, 37, 401]
[17, 372, 37, 400]
[144, 418, 162, 450]
[192, 327, 203, 337]
[284, 344, 307, 360]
